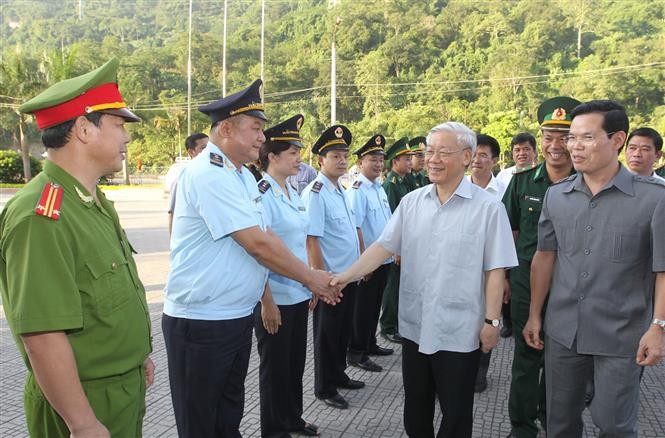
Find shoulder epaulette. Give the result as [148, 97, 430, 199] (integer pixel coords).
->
[634, 175, 665, 187]
[551, 174, 577, 185]
[311, 181, 323, 193]
[258, 179, 271, 194]
[352, 180, 362, 189]
[210, 152, 224, 168]
[35, 182, 63, 221]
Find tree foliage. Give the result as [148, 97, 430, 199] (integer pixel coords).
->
[1, 0, 664, 173]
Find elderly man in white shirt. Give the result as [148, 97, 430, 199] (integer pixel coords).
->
[333, 122, 517, 438]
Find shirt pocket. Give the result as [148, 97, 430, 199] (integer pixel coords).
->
[604, 227, 647, 264]
[82, 254, 132, 315]
[449, 232, 481, 269]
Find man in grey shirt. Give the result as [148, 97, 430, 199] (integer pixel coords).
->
[525, 100, 665, 437]
[333, 122, 517, 437]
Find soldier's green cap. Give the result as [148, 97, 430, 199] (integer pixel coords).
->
[385, 137, 414, 162]
[19, 58, 140, 130]
[409, 136, 426, 152]
[537, 96, 581, 132]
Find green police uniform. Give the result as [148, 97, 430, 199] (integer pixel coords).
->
[379, 138, 414, 337]
[404, 136, 428, 191]
[0, 58, 151, 437]
[0, 162, 152, 437]
[502, 96, 579, 438]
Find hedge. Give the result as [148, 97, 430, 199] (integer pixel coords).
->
[0, 150, 42, 183]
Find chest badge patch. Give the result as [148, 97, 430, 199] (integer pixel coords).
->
[35, 182, 64, 220]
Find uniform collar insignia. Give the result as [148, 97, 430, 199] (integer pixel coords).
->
[75, 186, 94, 203]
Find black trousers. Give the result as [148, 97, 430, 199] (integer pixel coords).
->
[402, 339, 481, 438]
[348, 263, 389, 361]
[162, 313, 253, 438]
[254, 300, 309, 438]
[313, 281, 358, 398]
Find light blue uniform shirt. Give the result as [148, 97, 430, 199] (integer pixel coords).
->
[346, 174, 392, 265]
[259, 173, 312, 305]
[165, 142, 268, 320]
[377, 178, 518, 354]
[301, 173, 360, 273]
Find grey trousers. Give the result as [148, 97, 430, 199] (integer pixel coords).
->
[544, 335, 642, 438]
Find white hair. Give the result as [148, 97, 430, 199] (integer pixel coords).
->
[426, 121, 477, 154]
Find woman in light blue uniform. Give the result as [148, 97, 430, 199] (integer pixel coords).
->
[254, 114, 319, 437]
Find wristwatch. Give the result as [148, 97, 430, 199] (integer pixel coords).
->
[485, 318, 501, 327]
[652, 318, 665, 331]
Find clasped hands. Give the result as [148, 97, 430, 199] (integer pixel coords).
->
[307, 270, 356, 305]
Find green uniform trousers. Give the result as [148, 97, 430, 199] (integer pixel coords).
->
[508, 262, 546, 438]
[24, 366, 146, 437]
[379, 262, 400, 335]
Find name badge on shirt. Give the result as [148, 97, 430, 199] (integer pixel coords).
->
[524, 195, 541, 203]
[298, 206, 306, 212]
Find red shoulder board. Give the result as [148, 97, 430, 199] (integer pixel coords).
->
[35, 183, 64, 220]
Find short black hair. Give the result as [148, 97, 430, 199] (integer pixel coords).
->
[570, 100, 629, 139]
[259, 140, 292, 171]
[476, 134, 500, 158]
[510, 132, 537, 153]
[41, 112, 104, 149]
[185, 133, 208, 150]
[626, 127, 663, 152]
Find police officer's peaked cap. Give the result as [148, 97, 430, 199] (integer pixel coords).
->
[354, 134, 386, 157]
[312, 124, 352, 155]
[538, 96, 581, 131]
[19, 58, 141, 130]
[385, 137, 414, 162]
[199, 79, 268, 124]
[264, 114, 305, 148]
[409, 136, 426, 153]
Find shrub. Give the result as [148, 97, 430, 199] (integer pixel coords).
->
[0, 150, 42, 183]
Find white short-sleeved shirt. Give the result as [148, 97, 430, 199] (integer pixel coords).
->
[377, 177, 518, 354]
[301, 173, 360, 273]
[346, 174, 392, 264]
[164, 142, 268, 320]
[259, 173, 311, 306]
[466, 174, 507, 200]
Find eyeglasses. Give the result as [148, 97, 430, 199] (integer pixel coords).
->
[564, 132, 617, 147]
[424, 148, 466, 159]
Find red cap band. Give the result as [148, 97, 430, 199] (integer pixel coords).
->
[32, 83, 126, 129]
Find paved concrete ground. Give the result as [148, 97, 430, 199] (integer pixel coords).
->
[1, 187, 663, 437]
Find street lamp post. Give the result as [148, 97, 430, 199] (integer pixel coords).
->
[331, 16, 340, 125]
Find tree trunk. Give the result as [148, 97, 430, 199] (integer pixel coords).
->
[19, 116, 32, 182]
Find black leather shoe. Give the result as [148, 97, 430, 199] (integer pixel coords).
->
[321, 394, 348, 409]
[500, 326, 513, 338]
[349, 358, 383, 372]
[337, 379, 365, 390]
[368, 345, 394, 356]
[505, 432, 517, 438]
[292, 422, 320, 436]
[381, 332, 404, 344]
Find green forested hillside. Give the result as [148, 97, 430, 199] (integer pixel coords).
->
[2, 0, 664, 171]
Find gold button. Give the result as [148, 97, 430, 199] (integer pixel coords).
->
[111, 262, 118, 270]
[528, 207, 533, 212]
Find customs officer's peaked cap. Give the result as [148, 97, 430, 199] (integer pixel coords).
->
[354, 134, 386, 157]
[385, 137, 414, 162]
[19, 58, 141, 130]
[264, 114, 305, 148]
[538, 96, 581, 131]
[199, 79, 267, 124]
[409, 136, 426, 153]
[312, 124, 352, 155]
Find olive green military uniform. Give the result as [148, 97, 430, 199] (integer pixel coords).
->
[656, 165, 665, 178]
[379, 170, 411, 336]
[502, 162, 574, 438]
[0, 161, 152, 437]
